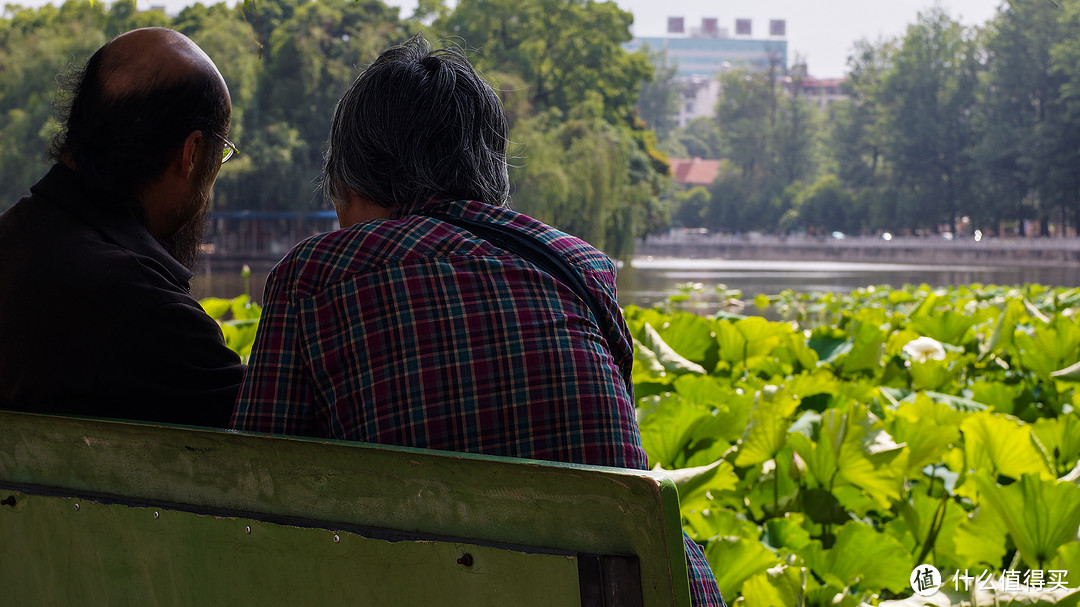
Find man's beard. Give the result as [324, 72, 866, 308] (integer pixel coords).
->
[162, 198, 208, 271]
[161, 156, 215, 271]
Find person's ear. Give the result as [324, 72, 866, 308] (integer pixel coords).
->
[177, 130, 203, 180]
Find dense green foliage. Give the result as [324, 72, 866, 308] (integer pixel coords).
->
[0, 0, 668, 258]
[631, 284, 1080, 605]
[655, 1, 1080, 238]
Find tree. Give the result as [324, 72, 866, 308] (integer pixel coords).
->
[0, 1, 111, 208]
[976, 0, 1074, 236]
[636, 45, 682, 140]
[219, 0, 407, 210]
[704, 60, 822, 233]
[716, 66, 775, 180]
[788, 174, 861, 234]
[509, 108, 667, 260]
[670, 186, 710, 228]
[1045, 0, 1080, 235]
[774, 60, 821, 185]
[877, 7, 982, 234]
[438, 0, 651, 125]
[826, 39, 894, 231]
[664, 116, 722, 159]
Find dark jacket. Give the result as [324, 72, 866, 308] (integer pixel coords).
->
[0, 164, 243, 426]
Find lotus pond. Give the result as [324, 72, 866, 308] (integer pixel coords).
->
[204, 282, 1080, 606]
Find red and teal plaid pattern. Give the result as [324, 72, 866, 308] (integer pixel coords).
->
[231, 199, 724, 606]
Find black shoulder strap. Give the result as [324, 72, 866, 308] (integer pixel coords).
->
[420, 211, 628, 385]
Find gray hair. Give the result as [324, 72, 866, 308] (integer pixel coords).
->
[322, 34, 510, 211]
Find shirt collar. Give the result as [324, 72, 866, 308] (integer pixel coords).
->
[30, 164, 195, 287]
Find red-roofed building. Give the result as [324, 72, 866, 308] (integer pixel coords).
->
[669, 158, 721, 186]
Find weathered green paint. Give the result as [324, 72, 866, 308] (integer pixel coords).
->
[0, 411, 692, 606]
[3, 493, 582, 605]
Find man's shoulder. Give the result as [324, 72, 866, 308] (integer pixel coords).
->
[0, 195, 193, 309]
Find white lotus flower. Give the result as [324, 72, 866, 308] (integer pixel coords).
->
[903, 336, 947, 363]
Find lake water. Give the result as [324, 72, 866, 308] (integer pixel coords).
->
[192, 255, 1080, 311]
[618, 257, 1080, 312]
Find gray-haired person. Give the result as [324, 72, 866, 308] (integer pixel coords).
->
[232, 35, 724, 606]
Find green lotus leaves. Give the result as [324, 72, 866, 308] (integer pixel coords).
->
[704, 535, 782, 600]
[740, 565, 810, 607]
[909, 358, 955, 392]
[661, 458, 739, 512]
[968, 381, 1021, 415]
[200, 294, 262, 363]
[1014, 316, 1080, 383]
[199, 296, 233, 320]
[209, 285, 1080, 605]
[975, 473, 1080, 571]
[961, 412, 1053, 481]
[979, 299, 1025, 361]
[631, 336, 668, 381]
[1032, 416, 1080, 477]
[636, 393, 714, 468]
[636, 323, 707, 376]
[761, 512, 813, 553]
[229, 293, 259, 320]
[798, 521, 912, 593]
[734, 386, 801, 467]
[890, 415, 960, 478]
[683, 506, 759, 542]
[787, 404, 906, 510]
[953, 498, 1010, 570]
[841, 319, 888, 375]
[661, 312, 719, 366]
[908, 308, 981, 346]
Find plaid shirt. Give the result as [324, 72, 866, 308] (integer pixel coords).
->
[231, 199, 724, 606]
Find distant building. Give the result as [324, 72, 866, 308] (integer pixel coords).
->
[795, 77, 847, 110]
[626, 17, 788, 127]
[677, 76, 722, 127]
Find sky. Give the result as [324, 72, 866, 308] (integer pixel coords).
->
[614, 0, 1002, 77]
[12, 0, 1005, 77]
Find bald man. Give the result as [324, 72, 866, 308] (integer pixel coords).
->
[0, 28, 244, 426]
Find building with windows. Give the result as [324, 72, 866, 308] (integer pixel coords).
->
[795, 77, 847, 110]
[625, 17, 788, 127]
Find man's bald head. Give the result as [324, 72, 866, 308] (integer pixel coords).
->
[52, 27, 231, 203]
[97, 28, 229, 106]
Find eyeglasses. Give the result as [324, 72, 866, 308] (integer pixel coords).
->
[220, 136, 240, 164]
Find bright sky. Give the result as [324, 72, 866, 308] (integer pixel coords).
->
[11, 0, 1005, 77]
[617, 0, 1002, 78]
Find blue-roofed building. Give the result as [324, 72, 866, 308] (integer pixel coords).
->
[625, 37, 788, 78]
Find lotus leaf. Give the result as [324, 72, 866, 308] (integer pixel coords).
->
[961, 412, 1052, 481]
[975, 473, 1080, 571]
[704, 536, 781, 600]
[798, 521, 912, 593]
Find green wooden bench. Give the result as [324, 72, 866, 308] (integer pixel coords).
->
[0, 410, 692, 605]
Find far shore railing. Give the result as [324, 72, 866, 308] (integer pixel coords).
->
[200, 209, 1080, 267]
[637, 231, 1080, 267]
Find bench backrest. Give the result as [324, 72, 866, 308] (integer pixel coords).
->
[0, 410, 691, 606]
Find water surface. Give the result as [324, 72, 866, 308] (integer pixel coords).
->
[193, 255, 1080, 311]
